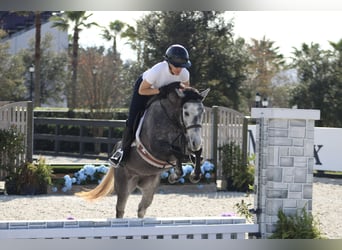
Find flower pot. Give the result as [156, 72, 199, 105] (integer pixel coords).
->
[20, 183, 48, 195]
[5, 179, 18, 195]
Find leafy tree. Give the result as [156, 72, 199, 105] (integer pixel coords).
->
[50, 11, 98, 109]
[77, 47, 128, 118]
[122, 11, 249, 110]
[0, 31, 26, 101]
[121, 24, 140, 61]
[290, 42, 342, 127]
[14, 11, 43, 107]
[101, 20, 126, 58]
[243, 36, 285, 109]
[20, 34, 68, 106]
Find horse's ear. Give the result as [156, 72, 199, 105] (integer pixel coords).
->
[200, 88, 210, 100]
[175, 88, 185, 98]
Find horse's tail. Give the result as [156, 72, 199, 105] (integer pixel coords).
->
[75, 166, 115, 201]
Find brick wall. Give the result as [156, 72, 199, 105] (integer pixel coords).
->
[251, 108, 320, 238]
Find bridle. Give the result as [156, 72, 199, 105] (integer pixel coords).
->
[159, 96, 203, 157]
[160, 98, 203, 132]
[135, 87, 207, 170]
[180, 100, 203, 132]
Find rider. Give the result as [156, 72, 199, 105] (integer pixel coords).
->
[109, 44, 192, 166]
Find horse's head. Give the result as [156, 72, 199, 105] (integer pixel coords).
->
[158, 85, 208, 154]
[157, 82, 209, 153]
[177, 87, 209, 152]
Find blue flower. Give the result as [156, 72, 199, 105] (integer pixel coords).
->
[160, 171, 169, 179]
[182, 164, 194, 175]
[83, 164, 96, 176]
[201, 161, 214, 173]
[96, 165, 108, 174]
[178, 177, 185, 184]
[63, 175, 73, 190]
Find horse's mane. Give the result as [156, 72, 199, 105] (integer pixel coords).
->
[147, 82, 203, 107]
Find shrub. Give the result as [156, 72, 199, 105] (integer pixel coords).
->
[220, 142, 254, 192]
[0, 126, 25, 178]
[269, 207, 324, 239]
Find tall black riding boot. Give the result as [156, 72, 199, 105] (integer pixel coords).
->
[121, 126, 134, 162]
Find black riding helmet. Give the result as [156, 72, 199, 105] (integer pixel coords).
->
[164, 44, 191, 68]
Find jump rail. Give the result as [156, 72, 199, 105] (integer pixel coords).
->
[0, 217, 258, 239]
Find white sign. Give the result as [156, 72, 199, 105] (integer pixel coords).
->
[314, 127, 342, 172]
[248, 126, 342, 172]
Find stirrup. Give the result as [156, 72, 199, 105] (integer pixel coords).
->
[109, 149, 123, 167]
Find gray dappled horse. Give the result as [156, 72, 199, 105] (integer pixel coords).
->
[76, 82, 209, 218]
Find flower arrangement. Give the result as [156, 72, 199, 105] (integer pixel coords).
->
[51, 160, 215, 193]
[160, 160, 215, 184]
[51, 164, 108, 193]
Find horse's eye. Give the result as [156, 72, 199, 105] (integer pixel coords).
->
[184, 111, 190, 117]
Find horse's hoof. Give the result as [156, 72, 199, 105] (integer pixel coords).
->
[189, 172, 201, 183]
[168, 173, 178, 184]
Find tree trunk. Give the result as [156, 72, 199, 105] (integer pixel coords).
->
[34, 12, 41, 107]
[70, 28, 79, 110]
[71, 27, 79, 110]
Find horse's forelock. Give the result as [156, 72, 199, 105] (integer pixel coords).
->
[181, 89, 203, 105]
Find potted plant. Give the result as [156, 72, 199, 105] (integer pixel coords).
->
[16, 158, 52, 195]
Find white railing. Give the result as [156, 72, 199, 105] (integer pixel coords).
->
[0, 101, 33, 178]
[0, 217, 258, 239]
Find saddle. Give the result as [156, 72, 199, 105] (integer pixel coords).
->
[133, 112, 177, 169]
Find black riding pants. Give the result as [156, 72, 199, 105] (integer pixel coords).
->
[127, 75, 151, 129]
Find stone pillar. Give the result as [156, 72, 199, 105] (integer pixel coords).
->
[251, 108, 320, 238]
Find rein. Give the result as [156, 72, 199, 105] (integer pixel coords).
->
[159, 97, 203, 161]
[135, 87, 205, 170]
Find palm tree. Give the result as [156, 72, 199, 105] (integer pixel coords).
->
[34, 11, 41, 107]
[50, 11, 98, 109]
[101, 20, 125, 58]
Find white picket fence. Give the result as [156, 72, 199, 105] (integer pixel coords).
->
[0, 101, 33, 179]
[0, 217, 258, 239]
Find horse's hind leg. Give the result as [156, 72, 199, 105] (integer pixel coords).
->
[137, 175, 160, 218]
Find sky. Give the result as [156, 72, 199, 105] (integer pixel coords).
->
[78, 11, 342, 62]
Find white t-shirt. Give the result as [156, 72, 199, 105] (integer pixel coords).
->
[142, 61, 189, 89]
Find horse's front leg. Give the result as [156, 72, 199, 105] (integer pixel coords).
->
[167, 159, 183, 184]
[137, 175, 160, 218]
[174, 159, 183, 177]
[189, 148, 202, 183]
[115, 168, 137, 218]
